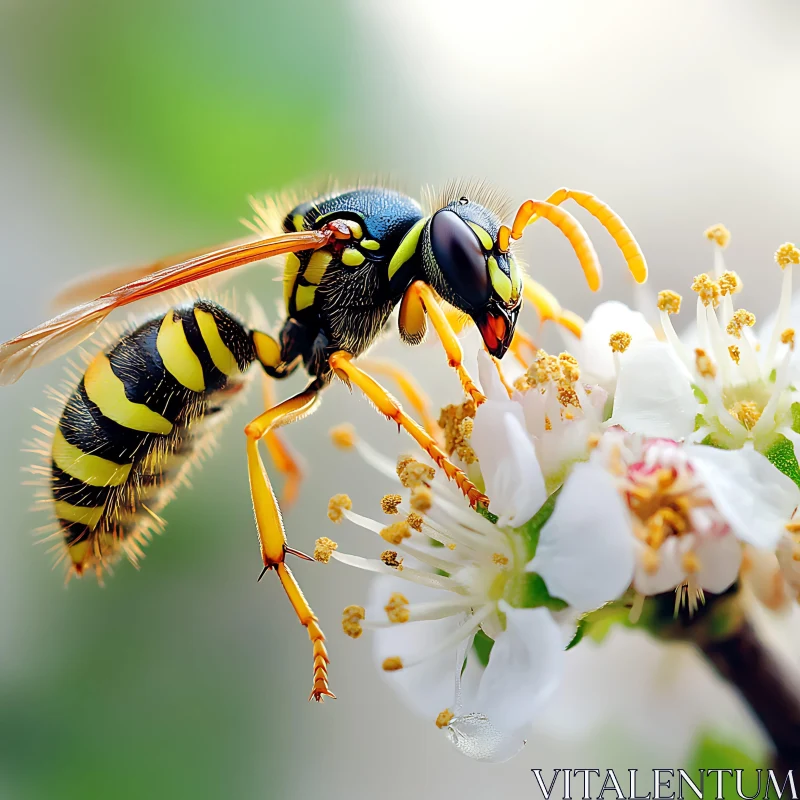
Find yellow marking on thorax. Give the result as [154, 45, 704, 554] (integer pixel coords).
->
[488, 256, 513, 303]
[52, 428, 132, 487]
[54, 500, 105, 529]
[157, 312, 205, 392]
[253, 331, 282, 369]
[467, 221, 493, 251]
[388, 217, 428, 280]
[362, 239, 380, 251]
[304, 250, 332, 285]
[284, 252, 302, 310]
[342, 247, 365, 267]
[295, 284, 317, 311]
[84, 352, 173, 435]
[194, 308, 239, 376]
[292, 214, 305, 232]
[508, 256, 522, 301]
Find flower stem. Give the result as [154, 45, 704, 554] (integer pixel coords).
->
[699, 617, 800, 777]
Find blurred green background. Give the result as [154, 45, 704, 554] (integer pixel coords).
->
[1, 1, 799, 798]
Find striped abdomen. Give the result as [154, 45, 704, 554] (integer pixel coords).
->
[50, 299, 256, 577]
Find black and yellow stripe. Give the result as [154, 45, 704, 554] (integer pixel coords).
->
[50, 299, 256, 576]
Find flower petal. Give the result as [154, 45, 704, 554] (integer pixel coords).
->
[477, 349, 509, 402]
[445, 712, 527, 763]
[472, 402, 546, 527]
[693, 534, 742, 594]
[688, 444, 800, 550]
[469, 603, 564, 735]
[633, 537, 686, 595]
[528, 462, 636, 612]
[611, 341, 697, 439]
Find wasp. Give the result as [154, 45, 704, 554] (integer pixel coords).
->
[0, 182, 647, 701]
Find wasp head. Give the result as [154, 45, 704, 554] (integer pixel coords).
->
[420, 196, 523, 358]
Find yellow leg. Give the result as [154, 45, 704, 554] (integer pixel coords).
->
[329, 351, 488, 508]
[359, 358, 440, 440]
[509, 328, 538, 368]
[523, 280, 585, 338]
[260, 375, 305, 508]
[244, 386, 334, 701]
[399, 281, 486, 406]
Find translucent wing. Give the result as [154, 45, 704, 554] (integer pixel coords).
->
[0, 229, 332, 385]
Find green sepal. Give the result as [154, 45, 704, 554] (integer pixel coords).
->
[694, 413, 706, 432]
[692, 384, 708, 404]
[566, 617, 587, 650]
[472, 629, 494, 667]
[791, 400, 800, 434]
[764, 433, 800, 488]
[515, 490, 559, 562]
[504, 572, 568, 611]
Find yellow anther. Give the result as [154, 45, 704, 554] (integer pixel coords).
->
[380, 520, 412, 545]
[694, 348, 717, 379]
[397, 456, 435, 488]
[492, 553, 509, 566]
[446, 542, 457, 551]
[380, 550, 404, 570]
[436, 709, 455, 729]
[381, 494, 403, 515]
[342, 605, 365, 639]
[730, 400, 762, 431]
[682, 551, 701, 575]
[691, 274, 721, 308]
[718, 271, 742, 296]
[558, 352, 580, 383]
[775, 242, 800, 269]
[781, 328, 795, 351]
[726, 308, 756, 338]
[410, 485, 433, 513]
[728, 345, 741, 364]
[330, 423, 357, 450]
[513, 376, 529, 393]
[406, 512, 424, 532]
[609, 331, 632, 353]
[587, 433, 601, 450]
[557, 384, 580, 408]
[327, 493, 352, 523]
[641, 547, 661, 575]
[705, 224, 731, 248]
[382, 656, 404, 672]
[314, 536, 339, 563]
[385, 593, 410, 624]
[786, 520, 800, 534]
[438, 400, 477, 458]
[657, 290, 683, 314]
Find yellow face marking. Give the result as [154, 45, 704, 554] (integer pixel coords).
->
[362, 239, 380, 251]
[388, 217, 428, 280]
[508, 256, 522, 302]
[305, 250, 332, 285]
[194, 308, 239, 376]
[84, 353, 173, 435]
[157, 312, 205, 392]
[344, 220, 363, 239]
[467, 221, 494, 251]
[283, 253, 302, 310]
[55, 500, 105, 529]
[342, 247, 366, 267]
[52, 428, 132, 487]
[488, 256, 513, 303]
[295, 284, 317, 311]
[253, 331, 282, 369]
[293, 214, 305, 232]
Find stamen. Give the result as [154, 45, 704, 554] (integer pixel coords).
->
[410, 485, 433, 512]
[314, 537, 339, 563]
[558, 352, 580, 383]
[657, 290, 682, 314]
[775, 242, 800, 269]
[694, 348, 717, 379]
[729, 400, 762, 430]
[705, 224, 731, 248]
[385, 593, 410, 623]
[327, 494, 352, 523]
[641, 546, 661, 575]
[691, 274, 721, 308]
[725, 308, 756, 338]
[382, 656, 404, 671]
[380, 550, 404, 569]
[381, 494, 403, 515]
[381, 520, 412, 545]
[781, 328, 795, 351]
[407, 512, 424, 532]
[682, 551, 701, 574]
[436, 709, 455, 729]
[397, 456, 435, 488]
[718, 271, 742, 296]
[728, 345, 741, 364]
[609, 331, 632, 353]
[492, 553, 509, 566]
[342, 605, 365, 639]
[330, 424, 357, 450]
[438, 400, 477, 458]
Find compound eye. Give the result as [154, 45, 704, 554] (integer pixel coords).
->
[430, 210, 490, 309]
